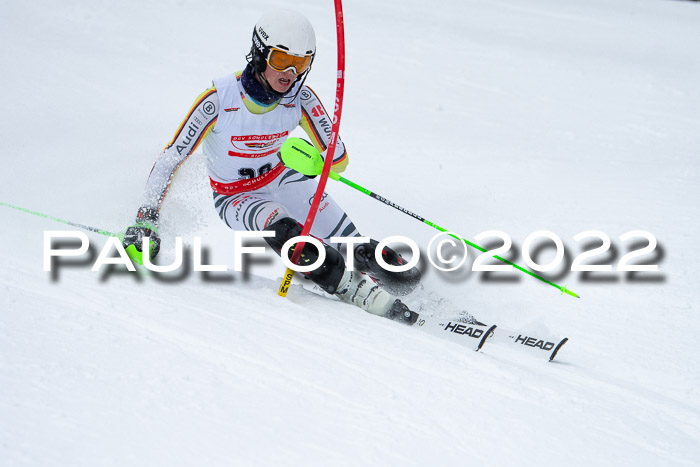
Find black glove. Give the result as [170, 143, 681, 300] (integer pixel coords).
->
[123, 207, 161, 264]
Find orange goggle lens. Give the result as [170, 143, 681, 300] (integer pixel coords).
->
[266, 48, 313, 74]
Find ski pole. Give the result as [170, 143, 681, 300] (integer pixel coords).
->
[326, 172, 579, 298]
[277, 139, 580, 299]
[2, 201, 158, 276]
[1, 201, 117, 237]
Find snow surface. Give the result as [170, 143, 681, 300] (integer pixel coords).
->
[2, 0, 700, 465]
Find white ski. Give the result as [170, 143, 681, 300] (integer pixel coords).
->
[413, 315, 496, 352]
[489, 328, 569, 362]
[306, 282, 568, 361]
[411, 315, 568, 361]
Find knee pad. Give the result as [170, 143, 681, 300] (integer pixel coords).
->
[353, 239, 421, 296]
[263, 217, 302, 253]
[263, 217, 346, 293]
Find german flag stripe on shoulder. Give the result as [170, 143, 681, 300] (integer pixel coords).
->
[165, 86, 218, 151]
[300, 107, 326, 150]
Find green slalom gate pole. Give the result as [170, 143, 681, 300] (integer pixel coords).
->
[1, 202, 117, 237]
[326, 172, 580, 299]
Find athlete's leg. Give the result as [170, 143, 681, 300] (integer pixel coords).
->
[213, 191, 288, 232]
[212, 188, 346, 293]
[274, 171, 361, 249]
[212, 177, 419, 321]
[274, 172, 421, 295]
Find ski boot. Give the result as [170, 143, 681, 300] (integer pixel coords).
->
[353, 239, 421, 296]
[385, 299, 419, 325]
[335, 270, 419, 325]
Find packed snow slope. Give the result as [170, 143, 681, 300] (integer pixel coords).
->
[2, 0, 700, 465]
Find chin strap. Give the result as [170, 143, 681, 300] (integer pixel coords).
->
[282, 70, 310, 103]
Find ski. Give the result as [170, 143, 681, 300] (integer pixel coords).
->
[305, 283, 568, 361]
[489, 328, 569, 362]
[413, 315, 496, 352]
[413, 315, 569, 362]
[412, 315, 568, 362]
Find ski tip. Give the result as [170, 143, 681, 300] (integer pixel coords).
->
[476, 324, 497, 351]
[549, 337, 569, 362]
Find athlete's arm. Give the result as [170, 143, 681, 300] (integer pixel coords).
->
[298, 86, 348, 173]
[141, 86, 219, 212]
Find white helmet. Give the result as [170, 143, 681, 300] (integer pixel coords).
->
[249, 10, 316, 74]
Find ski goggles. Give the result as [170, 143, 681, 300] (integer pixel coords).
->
[266, 47, 313, 74]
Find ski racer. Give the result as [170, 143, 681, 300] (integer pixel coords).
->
[123, 10, 420, 324]
[122, 10, 422, 323]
